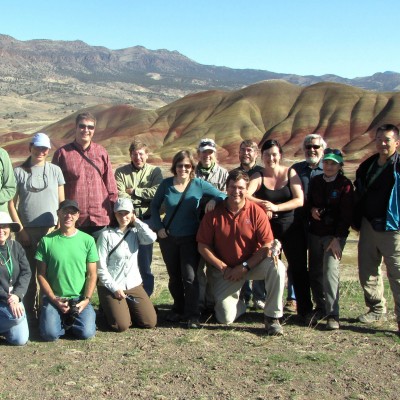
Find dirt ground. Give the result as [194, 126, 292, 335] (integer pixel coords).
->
[1, 238, 399, 400]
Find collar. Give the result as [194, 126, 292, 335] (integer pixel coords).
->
[73, 140, 91, 152]
[130, 162, 145, 172]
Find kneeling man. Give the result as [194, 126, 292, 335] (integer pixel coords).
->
[36, 200, 98, 341]
[197, 170, 285, 335]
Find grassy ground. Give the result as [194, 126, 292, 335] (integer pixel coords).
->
[1, 236, 399, 400]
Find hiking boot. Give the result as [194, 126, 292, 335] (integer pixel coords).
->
[165, 311, 184, 323]
[187, 318, 201, 329]
[264, 317, 283, 336]
[284, 299, 297, 313]
[358, 311, 387, 324]
[253, 299, 265, 310]
[326, 317, 340, 330]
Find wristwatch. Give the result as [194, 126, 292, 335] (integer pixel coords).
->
[242, 261, 250, 272]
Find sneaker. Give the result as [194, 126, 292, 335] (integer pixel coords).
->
[326, 317, 340, 330]
[253, 299, 265, 310]
[358, 311, 387, 324]
[187, 318, 201, 329]
[264, 317, 283, 336]
[284, 299, 297, 313]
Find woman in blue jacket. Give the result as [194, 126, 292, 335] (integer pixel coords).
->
[151, 150, 225, 329]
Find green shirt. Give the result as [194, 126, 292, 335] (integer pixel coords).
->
[35, 230, 99, 298]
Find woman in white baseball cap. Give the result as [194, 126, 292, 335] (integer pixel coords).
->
[8, 132, 65, 324]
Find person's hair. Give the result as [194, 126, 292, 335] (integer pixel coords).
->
[239, 140, 259, 151]
[170, 150, 196, 178]
[226, 169, 250, 187]
[303, 134, 327, 150]
[20, 156, 32, 173]
[129, 140, 149, 153]
[376, 124, 399, 139]
[75, 112, 96, 127]
[261, 139, 283, 155]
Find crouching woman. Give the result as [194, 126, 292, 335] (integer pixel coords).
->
[97, 198, 157, 331]
[0, 212, 31, 345]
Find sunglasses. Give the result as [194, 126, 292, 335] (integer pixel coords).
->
[78, 123, 95, 130]
[305, 144, 321, 150]
[176, 163, 192, 169]
[200, 141, 216, 148]
[324, 148, 342, 156]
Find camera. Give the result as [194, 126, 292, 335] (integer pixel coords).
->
[63, 299, 80, 329]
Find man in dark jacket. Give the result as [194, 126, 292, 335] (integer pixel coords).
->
[354, 124, 400, 335]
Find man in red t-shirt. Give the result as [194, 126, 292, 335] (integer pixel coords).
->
[197, 170, 285, 335]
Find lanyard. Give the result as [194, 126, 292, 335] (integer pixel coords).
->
[0, 243, 13, 282]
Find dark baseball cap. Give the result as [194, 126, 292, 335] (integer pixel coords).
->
[58, 199, 80, 212]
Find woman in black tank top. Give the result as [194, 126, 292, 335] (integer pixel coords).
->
[247, 140, 304, 315]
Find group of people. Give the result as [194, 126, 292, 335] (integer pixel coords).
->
[1, 114, 399, 345]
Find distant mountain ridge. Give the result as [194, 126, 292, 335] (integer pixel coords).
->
[1, 33, 400, 97]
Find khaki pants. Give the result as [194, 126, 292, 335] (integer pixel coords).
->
[207, 257, 285, 324]
[358, 217, 400, 321]
[97, 285, 157, 331]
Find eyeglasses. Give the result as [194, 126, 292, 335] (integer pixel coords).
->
[324, 148, 342, 156]
[176, 163, 192, 169]
[78, 123, 95, 131]
[305, 144, 321, 150]
[60, 208, 79, 215]
[126, 295, 139, 304]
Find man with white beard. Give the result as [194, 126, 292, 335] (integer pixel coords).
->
[291, 134, 327, 323]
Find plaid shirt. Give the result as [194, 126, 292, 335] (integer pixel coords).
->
[52, 141, 118, 227]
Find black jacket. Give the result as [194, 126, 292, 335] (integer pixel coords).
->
[0, 239, 31, 302]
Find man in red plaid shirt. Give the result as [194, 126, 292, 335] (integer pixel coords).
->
[52, 112, 118, 239]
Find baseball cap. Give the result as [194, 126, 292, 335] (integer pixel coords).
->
[114, 198, 134, 212]
[323, 148, 343, 164]
[58, 199, 80, 212]
[198, 138, 216, 152]
[31, 132, 51, 149]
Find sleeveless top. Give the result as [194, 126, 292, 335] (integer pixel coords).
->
[254, 170, 294, 220]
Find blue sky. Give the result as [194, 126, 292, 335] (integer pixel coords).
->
[1, 0, 399, 78]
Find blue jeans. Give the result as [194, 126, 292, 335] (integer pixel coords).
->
[0, 302, 29, 345]
[39, 297, 96, 341]
[138, 243, 154, 297]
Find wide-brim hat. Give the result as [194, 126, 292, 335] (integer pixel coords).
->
[0, 212, 21, 232]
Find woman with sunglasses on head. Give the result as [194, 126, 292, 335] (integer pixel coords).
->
[151, 150, 226, 329]
[96, 198, 157, 331]
[8, 133, 65, 324]
[247, 139, 304, 318]
[0, 212, 31, 345]
[307, 149, 353, 330]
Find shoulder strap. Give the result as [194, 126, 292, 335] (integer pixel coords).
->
[164, 179, 193, 231]
[72, 142, 102, 178]
[108, 229, 131, 258]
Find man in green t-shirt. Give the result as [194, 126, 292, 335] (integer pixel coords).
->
[36, 199, 98, 341]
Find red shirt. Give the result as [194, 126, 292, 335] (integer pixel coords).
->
[52, 141, 118, 227]
[196, 199, 274, 266]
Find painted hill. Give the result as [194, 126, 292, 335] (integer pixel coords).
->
[3, 81, 400, 172]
